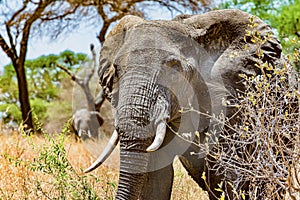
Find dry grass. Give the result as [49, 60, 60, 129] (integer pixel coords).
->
[0, 132, 207, 200]
[0, 132, 117, 199]
[172, 158, 209, 200]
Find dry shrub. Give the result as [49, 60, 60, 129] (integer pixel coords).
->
[207, 38, 300, 199]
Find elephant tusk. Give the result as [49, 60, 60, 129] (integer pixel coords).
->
[84, 130, 119, 173]
[146, 121, 166, 152]
[87, 130, 92, 138]
[89, 111, 102, 118]
[78, 129, 83, 137]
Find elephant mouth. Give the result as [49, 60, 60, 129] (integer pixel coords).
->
[84, 121, 169, 173]
[84, 85, 171, 173]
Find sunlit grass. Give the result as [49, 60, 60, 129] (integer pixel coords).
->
[0, 132, 207, 199]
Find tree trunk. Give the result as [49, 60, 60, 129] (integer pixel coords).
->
[15, 63, 33, 134]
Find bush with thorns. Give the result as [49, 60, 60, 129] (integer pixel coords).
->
[170, 17, 300, 199]
[206, 28, 300, 199]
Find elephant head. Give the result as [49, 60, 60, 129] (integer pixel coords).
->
[71, 109, 103, 139]
[85, 9, 282, 199]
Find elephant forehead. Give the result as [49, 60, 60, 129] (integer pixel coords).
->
[127, 27, 179, 44]
[114, 48, 174, 68]
[116, 26, 192, 56]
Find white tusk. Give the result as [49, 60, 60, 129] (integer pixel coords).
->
[84, 130, 119, 173]
[78, 129, 83, 137]
[146, 121, 167, 152]
[87, 130, 92, 138]
[89, 111, 102, 118]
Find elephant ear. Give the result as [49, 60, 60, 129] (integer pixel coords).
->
[98, 15, 144, 101]
[176, 9, 282, 74]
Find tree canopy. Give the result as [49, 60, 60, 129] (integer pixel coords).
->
[0, 50, 88, 124]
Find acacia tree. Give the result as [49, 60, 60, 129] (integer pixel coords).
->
[72, 0, 212, 44]
[0, 0, 83, 133]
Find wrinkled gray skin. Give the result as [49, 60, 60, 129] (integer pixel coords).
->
[97, 9, 282, 199]
[71, 109, 103, 139]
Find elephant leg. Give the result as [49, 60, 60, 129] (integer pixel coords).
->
[139, 130, 181, 200]
[179, 147, 223, 200]
[178, 150, 206, 189]
[140, 164, 174, 200]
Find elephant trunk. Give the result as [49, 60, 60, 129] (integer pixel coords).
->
[117, 151, 150, 199]
[114, 69, 168, 199]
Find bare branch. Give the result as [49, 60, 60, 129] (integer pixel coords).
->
[0, 33, 17, 63]
[83, 44, 96, 84]
[156, 0, 182, 14]
[19, 1, 56, 66]
[6, 0, 29, 26]
[56, 49, 97, 112]
[56, 63, 80, 83]
[5, 23, 17, 57]
[39, 5, 80, 21]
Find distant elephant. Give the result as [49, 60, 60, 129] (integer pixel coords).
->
[85, 9, 282, 199]
[71, 89, 105, 139]
[71, 109, 103, 139]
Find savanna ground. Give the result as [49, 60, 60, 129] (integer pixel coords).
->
[0, 130, 208, 200]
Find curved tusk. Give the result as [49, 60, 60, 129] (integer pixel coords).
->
[89, 111, 102, 118]
[78, 129, 83, 137]
[146, 121, 167, 152]
[87, 130, 92, 138]
[84, 130, 119, 173]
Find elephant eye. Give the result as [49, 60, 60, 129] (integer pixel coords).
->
[164, 58, 182, 72]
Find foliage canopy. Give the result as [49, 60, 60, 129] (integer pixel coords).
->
[0, 50, 88, 124]
[219, 0, 300, 54]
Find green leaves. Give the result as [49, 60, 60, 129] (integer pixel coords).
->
[0, 50, 89, 124]
[218, 0, 300, 59]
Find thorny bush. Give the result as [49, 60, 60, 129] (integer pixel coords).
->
[204, 18, 300, 199]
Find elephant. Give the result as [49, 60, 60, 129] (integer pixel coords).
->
[71, 108, 103, 139]
[71, 89, 105, 139]
[84, 9, 282, 199]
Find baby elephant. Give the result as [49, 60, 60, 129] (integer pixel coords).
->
[71, 109, 103, 139]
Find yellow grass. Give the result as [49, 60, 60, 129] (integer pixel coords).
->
[0, 132, 208, 200]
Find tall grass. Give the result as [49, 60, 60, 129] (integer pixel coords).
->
[0, 131, 206, 200]
[0, 132, 117, 199]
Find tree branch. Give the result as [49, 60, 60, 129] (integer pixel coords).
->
[156, 0, 182, 14]
[5, 24, 18, 57]
[6, 0, 29, 26]
[0, 33, 17, 63]
[39, 5, 80, 21]
[57, 44, 99, 111]
[56, 63, 81, 83]
[19, 0, 54, 66]
[84, 43, 96, 84]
